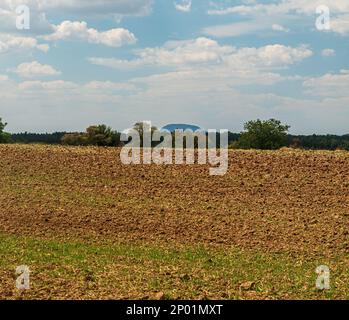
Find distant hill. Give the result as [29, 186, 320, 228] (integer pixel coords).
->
[161, 124, 201, 132]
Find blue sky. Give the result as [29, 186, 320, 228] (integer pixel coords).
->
[0, 0, 349, 134]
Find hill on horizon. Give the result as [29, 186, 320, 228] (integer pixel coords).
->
[161, 123, 201, 132]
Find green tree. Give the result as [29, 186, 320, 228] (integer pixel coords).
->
[132, 122, 158, 147]
[236, 119, 290, 150]
[86, 125, 119, 146]
[0, 118, 11, 143]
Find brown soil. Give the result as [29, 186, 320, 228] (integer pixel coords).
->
[1, 144, 349, 257]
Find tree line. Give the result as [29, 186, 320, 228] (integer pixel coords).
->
[1, 117, 349, 151]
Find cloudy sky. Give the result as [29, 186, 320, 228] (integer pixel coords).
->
[0, 0, 348, 134]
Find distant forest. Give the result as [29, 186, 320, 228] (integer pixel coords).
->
[12, 132, 67, 145]
[10, 131, 349, 151]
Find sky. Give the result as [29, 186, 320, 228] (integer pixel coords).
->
[0, 0, 349, 134]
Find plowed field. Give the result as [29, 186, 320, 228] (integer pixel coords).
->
[0, 144, 348, 299]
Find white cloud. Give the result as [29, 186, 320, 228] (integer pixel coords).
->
[16, 79, 137, 94]
[89, 37, 312, 71]
[226, 44, 313, 69]
[303, 70, 349, 97]
[203, 20, 268, 37]
[207, 1, 349, 16]
[206, 0, 349, 36]
[88, 57, 146, 70]
[12, 79, 136, 110]
[0, 0, 154, 18]
[272, 24, 289, 32]
[84, 81, 137, 92]
[13, 61, 61, 78]
[138, 37, 234, 66]
[18, 80, 78, 91]
[174, 0, 192, 12]
[0, 35, 49, 54]
[42, 21, 137, 47]
[321, 48, 336, 57]
[331, 14, 349, 35]
[89, 37, 234, 69]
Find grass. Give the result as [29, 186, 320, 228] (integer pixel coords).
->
[0, 233, 347, 300]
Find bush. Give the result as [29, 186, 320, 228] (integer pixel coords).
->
[61, 125, 121, 147]
[61, 133, 87, 146]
